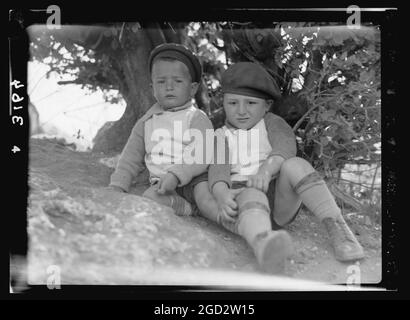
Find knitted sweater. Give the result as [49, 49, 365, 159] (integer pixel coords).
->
[110, 101, 213, 192]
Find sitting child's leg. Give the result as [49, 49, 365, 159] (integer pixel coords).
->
[143, 185, 192, 216]
[273, 156, 364, 261]
[193, 181, 220, 223]
[234, 187, 293, 274]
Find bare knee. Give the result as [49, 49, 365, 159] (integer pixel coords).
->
[193, 181, 216, 210]
[236, 187, 269, 208]
[281, 157, 314, 177]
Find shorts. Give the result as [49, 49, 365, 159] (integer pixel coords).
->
[175, 171, 209, 207]
[231, 179, 302, 231]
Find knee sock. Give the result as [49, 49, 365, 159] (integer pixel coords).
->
[236, 204, 293, 271]
[169, 193, 192, 216]
[236, 202, 272, 244]
[294, 171, 341, 222]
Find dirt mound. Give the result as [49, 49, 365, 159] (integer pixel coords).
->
[27, 138, 381, 286]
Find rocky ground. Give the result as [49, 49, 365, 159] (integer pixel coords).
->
[26, 138, 381, 288]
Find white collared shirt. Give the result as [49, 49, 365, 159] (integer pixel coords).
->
[220, 119, 272, 182]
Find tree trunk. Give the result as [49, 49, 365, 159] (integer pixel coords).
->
[92, 23, 189, 154]
[91, 27, 158, 154]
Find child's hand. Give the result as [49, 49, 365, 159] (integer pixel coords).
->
[215, 188, 244, 224]
[247, 172, 271, 193]
[156, 172, 179, 195]
[106, 185, 126, 193]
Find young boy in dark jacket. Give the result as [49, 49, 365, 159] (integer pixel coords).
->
[208, 62, 364, 274]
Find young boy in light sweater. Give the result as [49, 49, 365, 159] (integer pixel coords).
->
[208, 62, 364, 274]
[108, 43, 213, 215]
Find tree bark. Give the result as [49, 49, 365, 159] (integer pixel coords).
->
[92, 23, 190, 154]
[92, 26, 158, 154]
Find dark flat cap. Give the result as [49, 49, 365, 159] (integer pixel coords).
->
[221, 62, 281, 100]
[148, 43, 202, 83]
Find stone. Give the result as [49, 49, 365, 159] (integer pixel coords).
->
[27, 139, 256, 285]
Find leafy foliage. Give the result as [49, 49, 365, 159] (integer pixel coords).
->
[186, 22, 381, 214]
[187, 22, 380, 170]
[295, 25, 381, 172]
[29, 23, 143, 103]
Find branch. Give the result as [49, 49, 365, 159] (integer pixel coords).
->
[338, 159, 380, 165]
[328, 181, 364, 212]
[163, 22, 184, 43]
[211, 40, 226, 51]
[341, 165, 380, 173]
[292, 103, 322, 131]
[230, 22, 253, 26]
[143, 22, 166, 47]
[57, 80, 83, 85]
[336, 178, 381, 189]
[28, 71, 49, 96]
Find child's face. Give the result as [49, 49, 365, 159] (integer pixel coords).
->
[151, 59, 198, 110]
[223, 93, 271, 130]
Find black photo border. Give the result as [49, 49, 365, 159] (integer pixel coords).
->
[5, 1, 402, 302]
